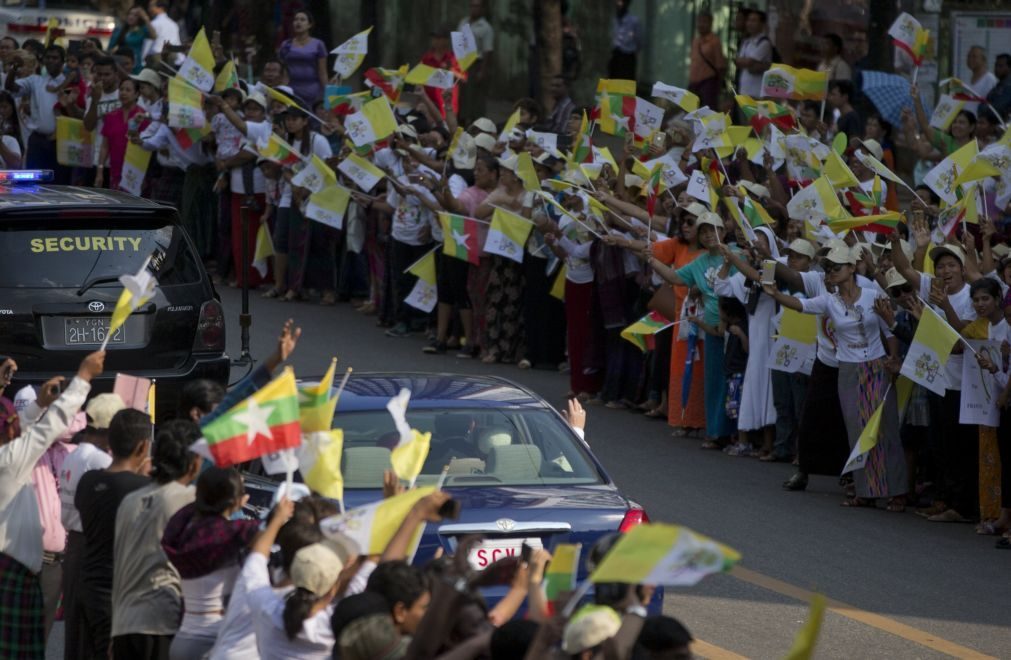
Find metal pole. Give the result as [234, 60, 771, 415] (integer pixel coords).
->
[238, 204, 252, 363]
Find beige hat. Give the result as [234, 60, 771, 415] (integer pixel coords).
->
[451, 132, 477, 170]
[682, 201, 709, 219]
[130, 68, 162, 90]
[786, 238, 816, 259]
[818, 237, 849, 255]
[85, 393, 126, 430]
[561, 605, 623, 654]
[854, 138, 884, 161]
[992, 243, 1011, 259]
[325, 532, 361, 564]
[929, 243, 966, 266]
[882, 238, 913, 261]
[739, 180, 770, 199]
[497, 154, 519, 173]
[474, 133, 497, 152]
[824, 246, 856, 265]
[850, 243, 873, 263]
[696, 211, 724, 229]
[339, 614, 408, 660]
[469, 117, 497, 135]
[395, 123, 418, 140]
[884, 267, 908, 290]
[244, 91, 268, 111]
[290, 542, 344, 598]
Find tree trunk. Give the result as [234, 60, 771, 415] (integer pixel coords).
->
[539, 0, 562, 114]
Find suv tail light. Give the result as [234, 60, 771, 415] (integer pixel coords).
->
[619, 506, 649, 533]
[193, 300, 225, 352]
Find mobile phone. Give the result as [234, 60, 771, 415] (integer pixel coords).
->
[760, 259, 777, 285]
[520, 542, 532, 563]
[437, 498, 460, 520]
[652, 131, 666, 149]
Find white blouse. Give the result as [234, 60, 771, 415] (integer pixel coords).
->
[800, 287, 892, 363]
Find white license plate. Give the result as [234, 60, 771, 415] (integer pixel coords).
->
[467, 537, 543, 570]
[65, 317, 124, 345]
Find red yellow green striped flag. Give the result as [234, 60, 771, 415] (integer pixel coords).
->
[543, 543, 581, 601]
[621, 311, 674, 352]
[742, 194, 774, 228]
[438, 213, 481, 265]
[827, 211, 903, 234]
[200, 367, 301, 467]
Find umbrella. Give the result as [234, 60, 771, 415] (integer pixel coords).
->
[860, 70, 913, 127]
[681, 319, 699, 421]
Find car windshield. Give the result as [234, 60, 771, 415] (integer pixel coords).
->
[335, 408, 603, 488]
[0, 222, 201, 288]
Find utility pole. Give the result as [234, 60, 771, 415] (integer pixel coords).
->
[538, 0, 562, 113]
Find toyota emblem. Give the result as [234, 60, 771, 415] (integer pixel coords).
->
[495, 518, 516, 532]
[88, 301, 105, 313]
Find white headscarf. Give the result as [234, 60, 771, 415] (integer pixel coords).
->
[754, 225, 781, 260]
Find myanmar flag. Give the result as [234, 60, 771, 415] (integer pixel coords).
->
[735, 94, 796, 134]
[761, 65, 828, 101]
[258, 134, 303, 166]
[199, 367, 301, 467]
[299, 358, 337, 433]
[439, 213, 481, 265]
[621, 311, 674, 352]
[596, 90, 636, 137]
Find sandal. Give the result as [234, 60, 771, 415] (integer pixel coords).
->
[886, 496, 906, 513]
[517, 359, 532, 369]
[644, 406, 666, 418]
[927, 509, 971, 523]
[976, 521, 1007, 536]
[261, 287, 282, 299]
[841, 497, 874, 508]
[700, 440, 723, 450]
[320, 292, 337, 306]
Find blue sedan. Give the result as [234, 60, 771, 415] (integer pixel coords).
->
[244, 371, 660, 610]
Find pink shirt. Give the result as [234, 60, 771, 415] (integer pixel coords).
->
[32, 442, 76, 553]
[101, 104, 148, 190]
[458, 185, 490, 216]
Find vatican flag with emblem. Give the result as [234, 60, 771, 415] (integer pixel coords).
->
[787, 176, 842, 223]
[451, 23, 479, 71]
[337, 152, 385, 192]
[405, 63, 457, 89]
[304, 185, 351, 230]
[167, 77, 206, 128]
[299, 429, 345, 501]
[344, 96, 398, 146]
[194, 367, 301, 467]
[900, 305, 961, 396]
[651, 81, 700, 111]
[331, 27, 371, 78]
[385, 389, 432, 485]
[56, 117, 94, 167]
[118, 142, 151, 196]
[103, 255, 159, 350]
[178, 27, 215, 91]
[319, 487, 436, 555]
[404, 249, 438, 313]
[485, 207, 534, 264]
[923, 140, 977, 205]
[590, 523, 740, 587]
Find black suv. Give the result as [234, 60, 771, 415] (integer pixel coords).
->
[0, 183, 228, 418]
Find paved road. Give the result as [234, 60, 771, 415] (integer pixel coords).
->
[214, 288, 1009, 659]
[48, 286, 1009, 660]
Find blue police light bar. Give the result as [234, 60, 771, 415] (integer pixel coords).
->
[0, 170, 54, 183]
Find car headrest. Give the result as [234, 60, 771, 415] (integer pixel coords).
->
[477, 426, 513, 454]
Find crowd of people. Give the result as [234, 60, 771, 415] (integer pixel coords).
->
[2, 0, 1011, 657]
[1, 329, 695, 660]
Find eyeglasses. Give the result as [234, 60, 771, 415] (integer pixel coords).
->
[889, 285, 913, 297]
[825, 262, 848, 273]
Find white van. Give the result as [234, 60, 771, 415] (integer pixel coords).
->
[0, 0, 116, 48]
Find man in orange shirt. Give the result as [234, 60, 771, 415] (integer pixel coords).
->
[689, 10, 727, 110]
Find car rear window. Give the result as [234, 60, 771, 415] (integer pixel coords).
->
[0, 222, 202, 288]
[335, 407, 603, 488]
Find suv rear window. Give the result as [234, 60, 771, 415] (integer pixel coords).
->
[0, 221, 202, 288]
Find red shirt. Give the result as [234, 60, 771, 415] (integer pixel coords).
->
[101, 104, 148, 189]
[420, 49, 459, 118]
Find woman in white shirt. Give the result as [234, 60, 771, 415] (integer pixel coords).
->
[0, 90, 23, 168]
[764, 246, 908, 511]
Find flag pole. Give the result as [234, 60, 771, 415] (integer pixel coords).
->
[401, 245, 441, 274]
[916, 296, 977, 355]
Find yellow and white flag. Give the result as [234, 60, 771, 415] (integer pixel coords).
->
[823, 148, 860, 190]
[213, 59, 239, 92]
[784, 595, 827, 660]
[304, 185, 351, 230]
[549, 264, 567, 301]
[385, 389, 432, 484]
[344, 96, 398, 146]
[167, 77, 206, 128]
[299, 429, 344, 502]
[498, 109, 521, 142]
[404, 249, 438, 312]
[56, 117, 94, 168]
[178, 27, 215, 92]
[320, 487, 437, 555]
[923, 140, 977, 205]
[119, 142, 151, 196]
[854, 149, 904, 185]
[337, 152, 385, 192]
[787, 176, 843, 223]
[331, 27, 372, 78]
[451, 23, 479, 71]
[252, 222, 274, 278]
[900, 305, 961, 396]
[590, 523, 740, 587]
[291, 154, 336, 194]
[405, 63, 456, 89]
[841, 384, 891, 474]
[485, 207, 534, 264]
[104, 256, 158, 348]
[651, 81, 700, 111]
[928, 94, 966, 131]
[770, 308, 818, 375]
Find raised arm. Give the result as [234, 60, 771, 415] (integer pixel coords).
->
[761, 283, 805, 312]
[888, 230, 923, 291]
[647, 255, 687, 287]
